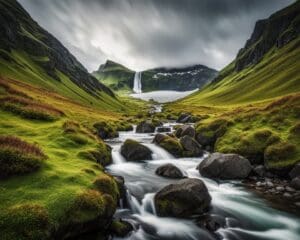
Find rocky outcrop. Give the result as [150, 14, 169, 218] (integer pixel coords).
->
[154, 178, 211, 218]
[289, 163, 300, 179]
[235, 2, 300, 71]
[155, 164, 185, 179]
[121, 139, 152, 161]
[198, 153, 252, 180]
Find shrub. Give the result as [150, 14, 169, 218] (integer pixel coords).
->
[0, 136, 46, 178]
[0, 204, 51, 240]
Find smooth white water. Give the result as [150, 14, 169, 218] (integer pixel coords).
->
[130, 89, 198, 103]
[133, 72, 142, 93]
[106, 124, 300, 240]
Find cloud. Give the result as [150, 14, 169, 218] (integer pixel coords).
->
[19, 0, 294, 71]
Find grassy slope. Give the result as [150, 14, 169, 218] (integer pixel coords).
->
[167, 38, 300, 170]
[93, 61, 135, 95]
[0, 74, 149, 239]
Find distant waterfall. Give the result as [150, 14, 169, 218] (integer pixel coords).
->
[133, 72, 142, 93]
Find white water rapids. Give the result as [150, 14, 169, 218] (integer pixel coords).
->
[105, 124, 300, 240]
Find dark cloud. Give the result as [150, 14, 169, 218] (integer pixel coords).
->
[19, 0, 294, 71]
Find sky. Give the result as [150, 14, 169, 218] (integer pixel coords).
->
[19, 0, 294, 72]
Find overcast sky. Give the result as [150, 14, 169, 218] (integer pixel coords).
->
[19, 0, 294, 72]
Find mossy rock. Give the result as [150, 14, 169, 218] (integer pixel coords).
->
[196, 118, 230, 149]
[93, 122, 119, 139]
[0, 204, 51, 240]
[158, 136, 183, 158]
[93, 175, 120, 201]
[109, 220, 133, 237]
[121, 139, 152, 161]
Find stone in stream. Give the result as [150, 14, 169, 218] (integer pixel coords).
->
[155, 163, 185, 179]
[121, 139, 152, 161]
[180, 135, 203, 157]
[176, 113, 192, 123]
[175, 125, 195, 138]
[198, 153, 252, 180]
[154, 178, 211, 218]
[153, 133, 184, 158]
[156, 127, 171, 133]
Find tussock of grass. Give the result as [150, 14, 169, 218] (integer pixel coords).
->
[0, 136, 46, 178]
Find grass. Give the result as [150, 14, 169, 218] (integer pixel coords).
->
[167, 38, 300, 170]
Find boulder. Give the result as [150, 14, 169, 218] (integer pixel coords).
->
[109, 220, 133, 237]
[113, 175, 126, 203]
[177, 113, 192, 123]
[289, 163, 300, 179]
[176, 125, 195, 138]
[198, 153, 252, 180]
[157, 136, 183, 158]
[136, 120, 155, 133]
[153, 133, 166, 144]
[290, 177, 300, 190]
[154, 178, 211, 218]
[121, 139, 152, 161]
[180, 135, 203, 157]
[253, 165, 266, 177]
[155, 164, 185, 179]
[156, 127, 171, 133]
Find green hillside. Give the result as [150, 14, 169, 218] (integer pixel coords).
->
[167, 1, 300, 171]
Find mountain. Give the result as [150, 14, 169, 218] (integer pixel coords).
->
[92, 60, 135, 93]
[93, 61, 217, 93]
[141, 65, 218, 92]
[0, 0, 124, 110]
[167, 1, 300, 171]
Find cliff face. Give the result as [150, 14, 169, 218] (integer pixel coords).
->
[0, 0, 114, 97]
[235, 1, 300, 71]
[141, 65, 218, 92]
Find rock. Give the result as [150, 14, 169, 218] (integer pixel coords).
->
[180, 135, 203, 157]
[154, 134, 184, 158]
[94, 122, 119, 139]
[154, 178, 211, 218]
[283, 192, 292, 198]
[156, 127, 171, 133]
[121, 139, 152, 161]
[113, 175, 126, 204]
[155, 164, 185, 179]
[153, 133, 166, 144]
[289, 163, 300, 179]
[290, 177, 300, 190]
[253, 165, 265, 177]
[136, 120, 156, 133]
[276, 186, 285, 192]
[198, 153, 252, 180]
[109, 220, 133, 237]
[286, 186, 296, 192]
[266, 181, 274, 188]
[177, 113, 192, 123]
[175, 125, 195, 138]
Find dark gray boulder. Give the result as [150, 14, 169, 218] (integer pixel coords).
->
[154, 178, 211, 218]
[177, 113, 192, 123]
[180, 135, 203, 157]
[156, 127, 171, 133]
[121, 139, 152, 161]
[198, 153, 252, 180]
[175, 125, 195, 138]
[155, 164, 185, 179]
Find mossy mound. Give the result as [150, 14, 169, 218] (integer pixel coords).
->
[0, 204, 51, 240]
[93, 175, 120, 201]
[156, 135, 184, 158]
[78, 144, 112, 167]
[93, 121, 119, 139]
[0, 136, 46, 178]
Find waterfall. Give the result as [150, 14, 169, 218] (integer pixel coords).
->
[133, 71, 142, 93]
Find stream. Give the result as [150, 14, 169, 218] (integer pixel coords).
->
[104, 106, 300, 240]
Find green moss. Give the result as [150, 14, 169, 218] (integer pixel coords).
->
[110, 220, 133, 237]
[265, 142, 297, 167]
[159, 136, 183, 157]
[93, 175, 119, 201]
[0, 204, 51, 240]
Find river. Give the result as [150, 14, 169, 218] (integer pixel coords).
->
[105, 122, 300, 240]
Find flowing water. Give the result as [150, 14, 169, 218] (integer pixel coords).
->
[133, 72, 142, 94]
[106, 122, 300, 240]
